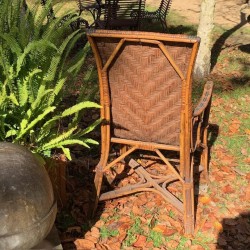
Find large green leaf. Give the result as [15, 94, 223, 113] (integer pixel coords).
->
[41, 126, 77, 150]
[15, 106, 56, 140]
[61, 101, 101, 117]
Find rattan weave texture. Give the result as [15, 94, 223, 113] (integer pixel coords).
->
[96, 38, 192, 145]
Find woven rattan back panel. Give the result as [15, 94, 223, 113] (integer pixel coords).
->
[94, 34, 194, 146]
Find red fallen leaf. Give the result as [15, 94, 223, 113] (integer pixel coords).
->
[229, 122, 240, 134]
[94, 220, 105, 229]
[95, 243, 104, 250]
[246, 173, 250, 180]
[222, 184, 234, 194]
[84, 235, 98, 244]
[241, 148, 248, 156]
[245, 158, 250, 164]
[207, 243, 218, 250]
[118, 216, 131, 223]
[133, 235, 147, 248]
[161, 215, 183, 233]
[166, 240, 179, 248]
[155, 197, 163, 206]
[108, 242, 121, 250]
[74, 239, 95, 250]
[190, 245, 205, 250]
[118, 222, 131, 232]
[132, 205, 143, 215]
[168, 186, 179, 193]
[214, 175, 224, 181]
[220, 166, 231, 173]
[136, 194, 148, 206]
[227, 173, 236, 181]
[163, 227, 177, 236]
[91, 226, 100, 236]
[152, 225, 166, 233]
[145, 241, 154, 248]
[245, 185, 250, 200]
[212, 98, 223, 107]
[118, 232, 127, 242]
[203, 221, 213, 231]
[212, 197, 220, 202]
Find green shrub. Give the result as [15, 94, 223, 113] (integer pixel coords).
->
[0, 0, 100, 160]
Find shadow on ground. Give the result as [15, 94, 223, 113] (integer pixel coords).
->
[217, 212, 250, 250]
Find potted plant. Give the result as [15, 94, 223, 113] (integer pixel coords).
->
[0, 0, 100, 205]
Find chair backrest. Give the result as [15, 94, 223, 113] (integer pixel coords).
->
[87, 30, 200, 147]
[103, 0, 145, 29]
[159, 0, 172, 17]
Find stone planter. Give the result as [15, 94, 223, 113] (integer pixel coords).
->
[0, 142, 57, 250]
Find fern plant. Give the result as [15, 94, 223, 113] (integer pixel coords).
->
[0, 0, 100, 160]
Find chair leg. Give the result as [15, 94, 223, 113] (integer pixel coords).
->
[200, 127, 209, 182]
[92, 163, 105, 217]
[183, 182, 195, 235]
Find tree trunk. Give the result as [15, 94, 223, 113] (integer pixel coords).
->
[194, 0, 216, 80]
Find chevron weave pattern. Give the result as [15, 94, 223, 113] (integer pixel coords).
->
[96, 39, 192, 145]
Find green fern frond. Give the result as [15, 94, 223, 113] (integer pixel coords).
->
[17, 78, 28, 107]
[27, 69, 42, 103]
[41, 126, 77, 150]
[16, 40, 58, 76]
[31, 87, 54, 111]
[82, 138, 99, 145]
[15, 106, 56, 141]
[44, 29, 80, 81]
[36, 115, 61, 143]
[5, 129, 17, 138]
[60, 146, 71, 160]
[64, 42, 89, 79]
[75, 118, 102, 137]
[8, 93, 19, 106]
[58, 32, 86, 78]
[53, 139, 90, 149]
[47, 78, 65, 106]
[61, 101, 101, 118]
[0, 33, 22, 56]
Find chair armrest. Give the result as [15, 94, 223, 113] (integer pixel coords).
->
[193, 81, 213, 117]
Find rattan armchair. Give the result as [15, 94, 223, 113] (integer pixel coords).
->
[87, 29, 213, 235]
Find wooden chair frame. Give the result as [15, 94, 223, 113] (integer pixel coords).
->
[87, 29, 213, 235]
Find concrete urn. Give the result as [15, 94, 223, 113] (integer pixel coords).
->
[0, 142, 57, 249]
